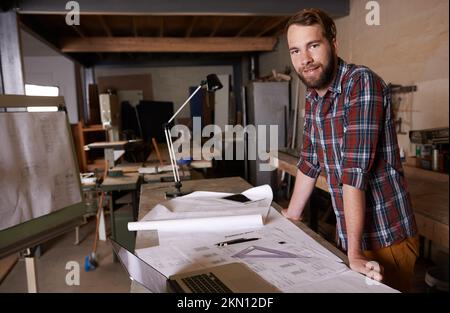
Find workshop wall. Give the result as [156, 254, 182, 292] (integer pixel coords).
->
[335, 0, 449, 155]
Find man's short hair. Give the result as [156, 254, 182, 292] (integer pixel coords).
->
[285, 8, 337, 44]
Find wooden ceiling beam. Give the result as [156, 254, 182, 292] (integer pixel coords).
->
[132, 17, 138, 37]
[99, 16, 113, 37]
[71, 25, 86, 38]
[235, 17, 258, 37]
[159, 17, 164, 37]
[209, 17, 223, 37]
[185, 16, 198, 37]
[256, 17, 288, 37]
[60, 37, 277, 53]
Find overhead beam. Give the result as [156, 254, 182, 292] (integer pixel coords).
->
[99, 16, 113, 37]
[60, 37, 277, 53]
[18, 0, 349, 17]
[256, 17, 289, 37]
[210, 17, 223, 37]
[185, 16, 198, 37]
[132, 17, 138, 36]
[159, 17, 164, 37]
[235, 17, 258, 37]
[72, 25, 86, 38]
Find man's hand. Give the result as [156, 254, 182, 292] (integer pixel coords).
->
[348, 254, 384, 282]
[281, 208, 302, 221]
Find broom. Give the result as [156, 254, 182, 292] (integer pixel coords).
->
[85, 162, 108, 271]
[84, 190, 105, 271]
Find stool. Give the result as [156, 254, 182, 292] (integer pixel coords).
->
[425, 266, 449, 292]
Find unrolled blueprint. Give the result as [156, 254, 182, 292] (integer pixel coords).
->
[134, 186, 397, 292]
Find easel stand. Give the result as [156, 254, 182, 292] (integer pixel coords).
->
[0, 95, 86, 293]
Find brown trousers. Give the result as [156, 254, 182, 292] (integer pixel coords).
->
[364, 235, 420, 292]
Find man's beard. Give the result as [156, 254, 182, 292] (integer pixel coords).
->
[297, 48, 336, 90]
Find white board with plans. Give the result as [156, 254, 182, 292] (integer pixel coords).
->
[0, 95, 85, 258]
[0, 111, 82, 230]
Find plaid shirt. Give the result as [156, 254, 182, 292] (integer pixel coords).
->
[297, 58, 417, 251]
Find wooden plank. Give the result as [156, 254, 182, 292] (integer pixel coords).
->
[185, 16, 198, 37]
[71, 25, 85, 38]
[101, 172, 140, 191]
[235, 17, 258, 37]
[415, 213, 449, 248]
[132, 17, 138, 37]
[99, 16, 113, 37]
[209, 16, 223, 37]
[60, 36, 277, 52]
[159, 16, 164, 37]
[82, 124, 104, 132]
[256, 17, 288, 37]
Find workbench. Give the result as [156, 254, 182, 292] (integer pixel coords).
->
[270, 149, 449, 251]
[129, 177, 368, 293]
[101, 172, 140, 256]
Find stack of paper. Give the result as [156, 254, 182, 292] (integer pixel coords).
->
[128, 185, 273, 232]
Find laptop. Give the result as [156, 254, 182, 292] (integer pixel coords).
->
[110, 239, 279, 293]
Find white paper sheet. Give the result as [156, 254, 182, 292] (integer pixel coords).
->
[133, 186, 396, 292]
[129, 185, 273, 234]
[135, 206, 397, 292]
[128, 214, 263, 232]
[0, 112, 82, 230]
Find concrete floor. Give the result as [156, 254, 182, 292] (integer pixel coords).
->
[0, 217, 131, 293]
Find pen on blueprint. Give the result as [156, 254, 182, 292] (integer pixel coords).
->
[215, 237, 260, 247]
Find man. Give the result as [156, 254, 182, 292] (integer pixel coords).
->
[282, 8, 419, 292]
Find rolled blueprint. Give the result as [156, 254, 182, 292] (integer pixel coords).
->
[128, 214, 263, 232]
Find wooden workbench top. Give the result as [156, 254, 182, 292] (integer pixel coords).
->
[130, 176, 350, 292]
[403, 165, 448, 225]
[100, 172, 140, 191]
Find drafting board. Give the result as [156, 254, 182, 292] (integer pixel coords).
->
[0, 95, 85, 258]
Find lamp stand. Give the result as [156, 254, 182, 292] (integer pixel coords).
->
[162, 74, 223, 199]
[164, 123, 191, 199]
[164, 181, 189, 198]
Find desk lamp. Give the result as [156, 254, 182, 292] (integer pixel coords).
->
[164, 74, 223, 198]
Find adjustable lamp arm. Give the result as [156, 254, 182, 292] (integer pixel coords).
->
[167, 83, 205, 125]
[163, 74, 222, 198]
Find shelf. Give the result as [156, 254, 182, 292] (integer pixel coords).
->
[72, 122, 106, 172]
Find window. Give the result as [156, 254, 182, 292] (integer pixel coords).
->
[25, 84, 59, 97]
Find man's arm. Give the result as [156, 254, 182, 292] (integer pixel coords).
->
[339, 70, 387, 282]
[343, 184, 383, 281]
[282, 169, 317, 220]
[283, 99, 321, 221]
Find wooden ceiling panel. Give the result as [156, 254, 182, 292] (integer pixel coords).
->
[73, 15, 105, 37]
[101, 15, 133, 36]
[131, 16, 158, 37]
[193, 16, 223, 37]
[20, 13, 287, 58]
[163, 16, 193, 37]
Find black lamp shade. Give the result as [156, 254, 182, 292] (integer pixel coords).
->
[206, 74, 223, 92]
